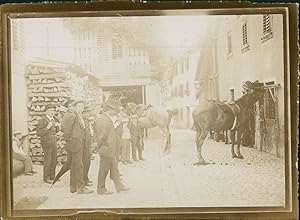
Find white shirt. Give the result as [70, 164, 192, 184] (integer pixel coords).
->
[104, 112, 120, 128]
[122, 125, 131, 139]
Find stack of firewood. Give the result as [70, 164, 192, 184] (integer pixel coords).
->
[26, 65, 71, 164]
[26, 64, 103, 165]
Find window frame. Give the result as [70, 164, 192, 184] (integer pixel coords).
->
[261, 14, 273, 43]
[241, 19, 250, 53]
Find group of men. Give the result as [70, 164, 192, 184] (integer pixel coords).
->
[36, 97, 130, 195]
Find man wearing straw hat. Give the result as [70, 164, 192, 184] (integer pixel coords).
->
[95, 97, 130, 195]
[12, 131, 37, 176]
[37, 104, 59, 184]
[62, 99, 93, 194]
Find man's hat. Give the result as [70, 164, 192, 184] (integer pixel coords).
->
[121, 117, 129, 123]
[64, 99, 75, 107]
[45, 104, 55, 111]
[83, 106, 93, 113]
[105, 98, 121, 112]
[73, 99, 85, 106]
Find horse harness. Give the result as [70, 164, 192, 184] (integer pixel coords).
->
[214, 100, 241, 130]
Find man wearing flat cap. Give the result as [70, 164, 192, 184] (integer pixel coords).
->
[37, 104, 59, 184]
[61, 99, 93, 194]
[95, 98, 130, 195]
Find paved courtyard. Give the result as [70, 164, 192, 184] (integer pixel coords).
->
[13, 129, 285, 210]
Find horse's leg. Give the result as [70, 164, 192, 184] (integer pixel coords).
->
[236, 129, 244, 159]
[194, 129, 208, 165]
[215, 131, 220, 142]
[161, 127, 171, 154]
[225, 130, 229, 144]
[231, 130, 237, 158]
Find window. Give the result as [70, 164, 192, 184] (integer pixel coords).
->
[185, 82, 190, 96]
[186, 57, 189, 71]
[241, 20, 250, 52]
[262, 14, 273, 42]
[112, 37, 122, 60]
[180, 108, 183, 120]
[97, 34, 104, 47]
[89, 64, 92, 72]
[181, 61, 184, 73]
[227, 32, 233, 58]
[179, 84, 184, 98]
[174, 64, 178, 76]
[88, 48, 91, 58]
[264, 88, 275, 119]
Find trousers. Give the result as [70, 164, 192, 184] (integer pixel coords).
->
[120, 139, 131, 162]
[131, 138, 143, 160]
[97, 156, 123, 193]
[42, 143, 57, 181]
[13, 153, 33, 173]
[82, 147, 91, 183]
[70, 148, 85, 192]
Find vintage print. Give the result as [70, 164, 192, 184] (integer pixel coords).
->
[10, 12, 289, 211]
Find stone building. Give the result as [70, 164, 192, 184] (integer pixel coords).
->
[199, 14, 285, 157]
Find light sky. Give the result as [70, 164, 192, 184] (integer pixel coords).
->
[17, 16, 212, 63]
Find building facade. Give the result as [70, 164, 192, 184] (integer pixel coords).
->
[163, 50, 201, 129]
[213, 14, 285, 157]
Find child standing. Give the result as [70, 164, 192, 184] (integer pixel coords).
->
[120, 117, 132, 165]
[129, 115, 144, 161]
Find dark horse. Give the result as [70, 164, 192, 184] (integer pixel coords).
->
[192, 81, 264, 165]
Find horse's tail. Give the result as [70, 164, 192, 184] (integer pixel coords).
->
[167, 108, 178, 126]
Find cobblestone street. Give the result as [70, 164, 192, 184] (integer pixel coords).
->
[13, 129, 285, 210]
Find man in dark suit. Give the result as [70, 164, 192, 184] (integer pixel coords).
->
[36, 104, 59, 184]
[62, 100, 93, 194]
[82, 106, 94, 187]
[95, 98, 130, 195]
[55, 99, 75, 183]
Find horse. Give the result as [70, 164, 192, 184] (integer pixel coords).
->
[192, 81, 264, 165]
[126, 103, 178, 154]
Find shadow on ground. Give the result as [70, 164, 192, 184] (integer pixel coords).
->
[15, 196, 48, 210]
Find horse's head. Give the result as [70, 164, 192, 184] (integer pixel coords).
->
[135, 104, 148, 117]
[239, 80, 264, 105]
[126, 102, 138, 115]
[126, 102, 149, 117]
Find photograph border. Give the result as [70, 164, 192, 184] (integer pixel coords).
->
[0, 2, 298, 219]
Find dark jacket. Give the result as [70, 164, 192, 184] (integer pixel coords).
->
[84, 120, 93, 149]
[128, 121, 142, 139]
[36, 115, 58, 148]
[94, 113, 117, 158]
[61, 111, 75, 141]
[61, 111, 86, 152]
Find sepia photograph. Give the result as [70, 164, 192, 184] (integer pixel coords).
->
[1, 3, 298, 218]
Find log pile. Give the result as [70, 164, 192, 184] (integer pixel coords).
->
[25, 65, 71, 164]
[25, 64, 103, 164]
